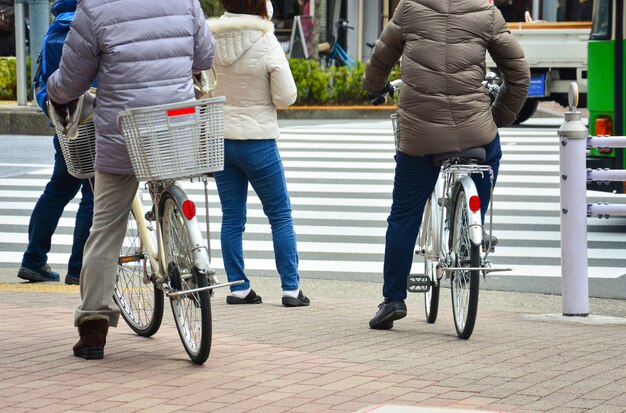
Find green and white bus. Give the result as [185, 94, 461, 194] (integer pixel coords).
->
[587, 0, 625, 193]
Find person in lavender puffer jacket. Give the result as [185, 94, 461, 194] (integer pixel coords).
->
[46, 0, 215, 360]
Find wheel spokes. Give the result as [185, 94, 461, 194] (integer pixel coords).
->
[165, 203, 203, 355]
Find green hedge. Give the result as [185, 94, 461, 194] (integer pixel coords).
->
[288, 58, 399, 106]
[0, 56, 396, 105]
[0, 57, 31, 101]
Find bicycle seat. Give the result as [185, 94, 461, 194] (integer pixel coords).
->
[432, 147, 486, 166]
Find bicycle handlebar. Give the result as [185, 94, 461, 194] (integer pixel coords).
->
[383, 72, 500, 102]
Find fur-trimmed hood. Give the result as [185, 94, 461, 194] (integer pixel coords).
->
[207, 13, 274, 66]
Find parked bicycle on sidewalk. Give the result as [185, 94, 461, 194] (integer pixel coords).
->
[363, 0, 530, 335]
[319, 19, 356, 69]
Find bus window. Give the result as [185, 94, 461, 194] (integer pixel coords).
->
[591, 0, 611, 39]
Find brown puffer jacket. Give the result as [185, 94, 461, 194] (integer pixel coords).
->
[363, 0, 530, 156]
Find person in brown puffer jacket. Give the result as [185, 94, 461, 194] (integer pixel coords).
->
[363, 0, 529, 330]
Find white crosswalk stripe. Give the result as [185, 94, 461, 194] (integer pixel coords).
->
[1, 120, 625, 282]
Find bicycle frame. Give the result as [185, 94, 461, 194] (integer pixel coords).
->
[128, 181, 241, 297]
[330, 42, 356, 68]
[422, 163, 494, 285]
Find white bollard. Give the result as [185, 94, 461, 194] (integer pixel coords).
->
[557, 83, 589, 316]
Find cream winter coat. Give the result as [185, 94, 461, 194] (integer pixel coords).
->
[207, 13, 297, 140]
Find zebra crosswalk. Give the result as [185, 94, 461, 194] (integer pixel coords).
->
[1, 120, 625, 284]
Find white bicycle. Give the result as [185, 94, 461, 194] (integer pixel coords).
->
[52, 94, 239, 364]
[110, 97, 241, 364]
[388, 76, 510, 339]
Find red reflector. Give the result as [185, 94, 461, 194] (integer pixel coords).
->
[182, 200, 196, 219]
[595, 117, 612, 136]
[167, 107, 195, 117]
[469, 195, 481, 213]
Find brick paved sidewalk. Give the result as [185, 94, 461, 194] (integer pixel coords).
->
[1, 275, 626, 413]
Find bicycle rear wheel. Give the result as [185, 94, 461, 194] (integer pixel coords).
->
[114, 210, 164, 337]
[449, 185, 481, 339]
[161, 195, 211, 365]
[418, 195, 440, 323]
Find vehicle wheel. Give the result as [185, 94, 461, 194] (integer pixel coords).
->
[161, 195, 211, 364]
[514, 98, 539, 124]
[449, 185, 481, 339]
[418, 196, 440, 323]
[114, 210, 164, 337]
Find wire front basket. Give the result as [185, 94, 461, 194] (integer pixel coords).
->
[118, 97, 225, 182]
[56, 120, 97, 180]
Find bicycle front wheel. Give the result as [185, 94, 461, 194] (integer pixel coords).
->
[114, 210, 164, 337]
[449, 185, 481, 339]
[161, 195, 211, 364]
[419, 195, 440, 323]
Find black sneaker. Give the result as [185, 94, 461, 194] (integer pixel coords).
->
[369, 300, 407, 330]
[282, 290, 310, 307]
[483, 229, 498, 251]
[226, 289, 263, 304]
[65, 274, 80, 285]
[17, 265, 60, 282]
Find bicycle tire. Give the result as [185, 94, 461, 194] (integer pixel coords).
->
[419, 195, 440, 323]
[449, 184, 481, 340]
[114, 210, 164, 337]
[160, 193, 212, 364]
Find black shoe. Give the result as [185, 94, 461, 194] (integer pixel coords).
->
[483, 229, 498, 250]
[282, 290, 310, 307]
[226, 289, 263, 304]
[17, 265, 60, 282]
[369, 300, 407, 330]
[73, 319, 108, 360]
[65, 274, 80, 285]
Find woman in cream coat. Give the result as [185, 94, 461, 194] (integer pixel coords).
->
[208, 0, 309, 307]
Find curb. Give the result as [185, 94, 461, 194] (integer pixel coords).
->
[0, 104, 52, 135]
[0, 103, 398, 135]
[1, 102, 574, 136]
[278, 105, 397, 120]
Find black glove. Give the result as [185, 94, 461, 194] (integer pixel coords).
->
[50, 99, 68, 119]
[368, 82, 394, 106]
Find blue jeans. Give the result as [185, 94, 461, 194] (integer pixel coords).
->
[382, 134, 502, 301]
[214, 139, 300, 292]
[21, 135, 94, 277]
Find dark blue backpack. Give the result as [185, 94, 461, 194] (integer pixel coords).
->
[34, 11, 74, 115]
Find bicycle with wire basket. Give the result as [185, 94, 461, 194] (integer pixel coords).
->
[53, 96, 242, 364]
[386, 74, 510, 339]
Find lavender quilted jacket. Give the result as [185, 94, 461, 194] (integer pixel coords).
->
[47, 0, 215, 174]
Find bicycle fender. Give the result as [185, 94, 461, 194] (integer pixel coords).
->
[162, 184, 211, 271]
[457, 177, 483, 246]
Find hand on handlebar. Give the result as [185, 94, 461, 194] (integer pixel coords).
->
[368, 82, 394, 106]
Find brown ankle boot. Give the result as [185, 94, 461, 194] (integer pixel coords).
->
[73, 319, 109, 360]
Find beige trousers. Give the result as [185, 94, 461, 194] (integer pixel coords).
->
[74, 171, 138, 327]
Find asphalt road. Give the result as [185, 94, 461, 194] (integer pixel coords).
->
[1, 117, 625, 300]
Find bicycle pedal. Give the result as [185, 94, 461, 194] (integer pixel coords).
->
[167, 262, 182, 291]
[407, 274, 431, 293]
[482, 244, 495, 253]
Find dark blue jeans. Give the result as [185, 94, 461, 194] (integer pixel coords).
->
[21, 135, 94, 277]
[214, 139, 300, 292]
[382, 134, 502, 301]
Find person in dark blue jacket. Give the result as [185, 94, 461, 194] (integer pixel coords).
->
[17, 0, 93, 285]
